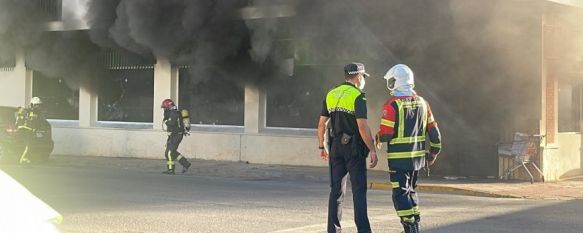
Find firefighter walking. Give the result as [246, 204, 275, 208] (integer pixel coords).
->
[375, 64, 442, 233]
[160, 99, 192, 175]
[15, 97, 44, 165]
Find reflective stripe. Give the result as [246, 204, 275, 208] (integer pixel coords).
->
[381, 119, 395, 127]
[428, 115, 435, 124]
[396, 100, 405, 138]
[421, 99, 428, 133]
[396, 206, 421, 217]
[17, 125, 33, 130]
[396, 208, 416, 217]
[430, 142, 442, 148]
[391, 182, 400, 189]
[388, 151, 425, 159]
[413, 206, 420, 215]
[19, 146, 29, 164]
[390, 136, 426, 144]
[167, 151, 174, 169]
[326, 86, 361, 114]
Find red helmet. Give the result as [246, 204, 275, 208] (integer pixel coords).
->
[160, 99, 175, 109]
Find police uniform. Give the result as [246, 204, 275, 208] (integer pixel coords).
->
[321, 78, 372, 233]
[377, 95, 441, 231]
[163, 108, 191, 174]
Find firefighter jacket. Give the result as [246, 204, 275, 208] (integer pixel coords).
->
[377, 95, 441, 171]
[15, 107, 42, 132]
[164, 109, 185, 134]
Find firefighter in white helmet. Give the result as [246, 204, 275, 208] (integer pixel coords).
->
[376, 64, 442, 233]
[15, 97, 44, 164]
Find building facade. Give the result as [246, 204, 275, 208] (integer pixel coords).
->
[0, 0, 582, 180]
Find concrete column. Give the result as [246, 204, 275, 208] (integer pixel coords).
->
[79, 85, 98, 127]
[244, 84, 266, 133]
[8, 51, 33, 107]
[153, 57, 179, 130]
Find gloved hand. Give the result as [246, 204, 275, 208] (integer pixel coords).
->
[425, 152, 437, 166]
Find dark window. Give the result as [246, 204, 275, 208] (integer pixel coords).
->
[37, 0, 62, 21]
[266, 66, 328, 128]
[0, 55, 15, 71]
[178, 68, 244, 126]
[32, 71, 79, 120]
[98, 69, 154, 123]
[558, 79, 582, 133]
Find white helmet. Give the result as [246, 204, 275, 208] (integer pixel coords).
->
[30, 97, 42, 107]
[384, 64, 414, 91]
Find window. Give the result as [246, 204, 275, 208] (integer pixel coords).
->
[178, 68, 244, 126]
[98, 69, 154, 123]
[32, 71, 79, 120]
[266, 66, 328, 129]
[0, 55, 15, 71]
[558, 79, 582, 133]
[37, 0, 62, 21]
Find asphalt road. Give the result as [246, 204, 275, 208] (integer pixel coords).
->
[2, 162, 583, 233]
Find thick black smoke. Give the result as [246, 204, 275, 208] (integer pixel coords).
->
[0, 0, 104, 91]
[0, 0, 44, 64]
[86, 0, 255, 83]
[1, 0, 581, 176]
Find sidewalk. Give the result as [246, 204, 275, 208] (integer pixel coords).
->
[3, 155, 583, 200]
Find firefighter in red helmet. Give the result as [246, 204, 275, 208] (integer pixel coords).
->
[160, 99, 191, 175]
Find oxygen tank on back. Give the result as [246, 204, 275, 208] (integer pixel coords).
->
[181, 109, 191, 132]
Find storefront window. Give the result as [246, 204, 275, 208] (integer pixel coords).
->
[32, 72, 79, 120]
[266, 66, 328, 129]
[178, 68, 244, 126]
[98, 69, 154, 123]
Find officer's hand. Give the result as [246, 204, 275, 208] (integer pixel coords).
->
[369, 151, 378, 168]
[320, 149, 329, 161]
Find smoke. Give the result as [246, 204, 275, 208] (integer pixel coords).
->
[1, 0, 581, 175]
[0, 0, 44, 63]
[86, 0, 252, 84]
[26, 31, 103, 90]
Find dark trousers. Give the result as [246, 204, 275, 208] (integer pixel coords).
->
[327, 142, 371, 233]
[165, 133, 184, 170]
[389, 169, 420, 222]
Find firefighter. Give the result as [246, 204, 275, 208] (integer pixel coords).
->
[375, 64, 442, 233]
[160, 99, 192, 175]
[317, 63, 378, 233]
[15, 97, 44, 164]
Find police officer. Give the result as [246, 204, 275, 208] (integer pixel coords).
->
[375, 64, 442, 233]
[317, 63, 378, 233]
[160, 99, 192, 175]
[15, 97, 44, 164]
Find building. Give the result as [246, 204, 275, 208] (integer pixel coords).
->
[0, 0, 582, 181]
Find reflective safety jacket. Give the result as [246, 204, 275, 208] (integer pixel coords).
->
[321, 82, 367, 139]
[377, 95, 441, 171]
[15, 107, 42, 132]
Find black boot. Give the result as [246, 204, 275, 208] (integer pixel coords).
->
[401, 216, 419, 233]
[179, 157, 191, 174]
[162, 169, 175, 175]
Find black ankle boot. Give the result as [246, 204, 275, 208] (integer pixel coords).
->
[179, 157, 191, 173]
[162, 169, 175, 175]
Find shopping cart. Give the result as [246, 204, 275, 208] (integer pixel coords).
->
[498, 132, 545, 183]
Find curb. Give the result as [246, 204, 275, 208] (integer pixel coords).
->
[368, 182, 522, 199]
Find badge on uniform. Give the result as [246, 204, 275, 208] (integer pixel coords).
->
[341, 133, 352, 145]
